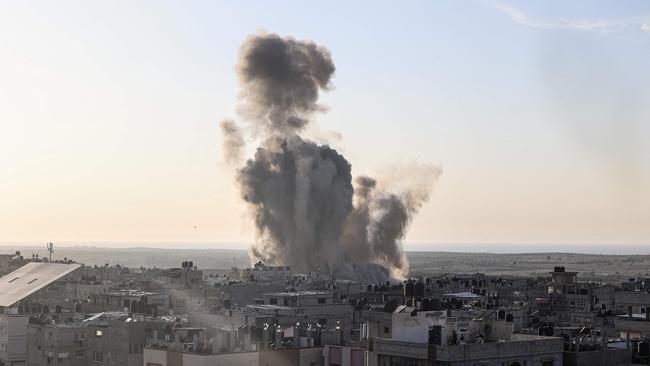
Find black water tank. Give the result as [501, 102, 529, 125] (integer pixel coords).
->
[639, 342, 649, 357]
[429, 326, 443, 345]
[404, 281, 415, 296]
[538, 325, 553, 337]
[422, 298, 432, 311]
[432, 298, 441, 311]
[414, 282, 424, 297]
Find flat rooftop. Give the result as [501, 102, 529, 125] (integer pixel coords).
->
[0, 262, 81, 307]
[262, 290, 333, 297]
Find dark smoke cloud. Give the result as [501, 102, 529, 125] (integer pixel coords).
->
[224, 33, 437, 282]
[239, 135, 353, 273]
[220, 119, 245, 165]
[236, 33, 335, 135]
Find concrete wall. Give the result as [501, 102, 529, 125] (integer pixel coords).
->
[144, 347, 322, 366]
[85, 320, 144, 366]
[0, 314, 29, 364]
[143, 348, 167, 365]
[615, 291, 650, 307]
[299, 347, 323, 366]
[391, 312, 447, 344]
[615, 318, 650, 338]
[26, 323, 87, 366]
[259, 348, 300, 365]
[323, 345, 364, 366]
[563, 348, 630, 366]
[434, 336, 563, 365]
[185, 351, 258, 366]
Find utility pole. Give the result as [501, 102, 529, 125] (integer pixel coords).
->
[47, 242, 54, 262]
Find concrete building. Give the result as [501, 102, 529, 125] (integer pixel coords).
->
[143, 346, 323, 366]
[26, 319, 87, 366]
[360, 305, 564, 366]
[0, 262, 81, 366]
[88, 289, 169, 315]
[322, 345, 366, 366]
[614, 290, 650, 356]
[244, 291, 354, 344]
[242, 262, 294, 283]
[27, 312, 146, 366]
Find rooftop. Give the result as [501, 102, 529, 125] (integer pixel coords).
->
[96, 289, 158, 297]
[262, 290, 333, 297]
[443, 292, 483, 299]
[0, 262, 81, 307]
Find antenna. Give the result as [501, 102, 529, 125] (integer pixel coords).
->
[47, 242, 54, 262]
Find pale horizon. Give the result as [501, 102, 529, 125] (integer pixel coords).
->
[1, 241, 649, 256]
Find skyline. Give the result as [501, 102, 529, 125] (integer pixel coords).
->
[2, 241, 650, 256]
[1, 0, 649, 249]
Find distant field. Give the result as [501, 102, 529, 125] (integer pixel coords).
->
[0, 245, 251, 270]
[406, 251, 650, 281]
[1, 245, 648, 281]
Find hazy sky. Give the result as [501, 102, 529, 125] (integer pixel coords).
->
[1, 0, 649, 250]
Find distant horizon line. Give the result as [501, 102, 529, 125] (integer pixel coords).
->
[0, 241, 648, 255]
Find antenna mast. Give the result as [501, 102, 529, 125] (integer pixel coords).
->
[47, 242, 54, 262]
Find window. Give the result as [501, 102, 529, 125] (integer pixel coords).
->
[350, 349, 365, 365]
[269, 298, 278, 305]
[75, 350, 85, 357]
[542, 361, 554, 366]
[92, 351, 103, 362]
[383, 326, 390, 334]
[318, 297, 326, 304]
[129, 344, 142, 354]
[95, 330, 103, 337]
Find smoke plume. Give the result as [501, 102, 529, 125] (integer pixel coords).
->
[222, 33, 438, 282]
[220, 119, 245, 165]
